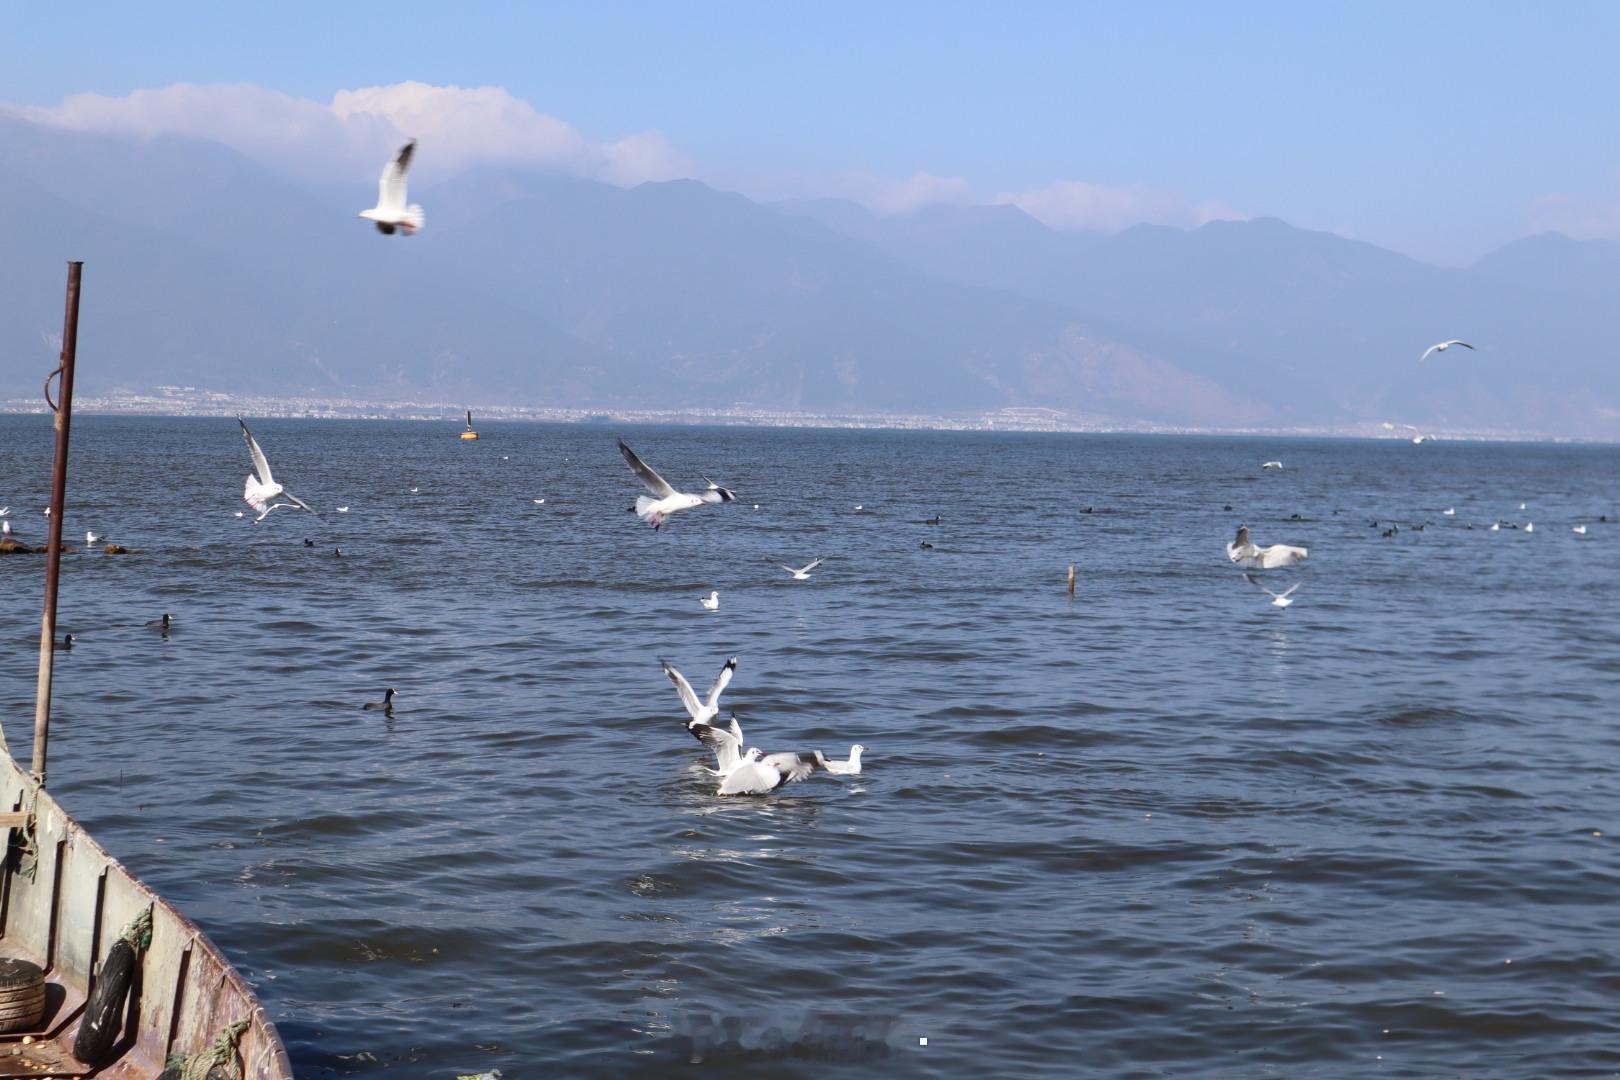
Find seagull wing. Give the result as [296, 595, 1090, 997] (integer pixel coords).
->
[660, 659, 703, 721]
[1450, 340, 1475, 350]
[238, 417, 274, 485]
[704, 656, 737, 710]
[279, 489, 321, 518]
[1419, 344, 1441, 361]
[1276, 583, 1301, 600]
[701, 476, 736, 502]
[377, 139, 415, 213]
[1241, 572, 1275, 598]
[690, 722, 743, 773]
[619, 440, 676, 498]
[800, 558, 825, 574]
[761, 752, 820, 786]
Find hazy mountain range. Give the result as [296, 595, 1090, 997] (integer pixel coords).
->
[3, 116, 1617, 436]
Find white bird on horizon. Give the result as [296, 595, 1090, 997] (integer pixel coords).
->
[1420, 339, 1474, 362]
[1382, 422, 1436, 444]
[618, 439, 734, 529]
[1443, 508, 1456, 517]
[779, 558, 825, 580]
[700, 590, 720, 610]
[358, 139, 424, 235]
[1573, 525, 1588, 535]
[1227, 525, 1308, 569]
[1243, 572, 1300, 608]
[661, 656, 737, 734]
[238, 417, 318, 522]
[1262, 461, 1283, 470]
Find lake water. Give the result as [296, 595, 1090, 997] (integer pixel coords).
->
[1, 416, 1618, 1078]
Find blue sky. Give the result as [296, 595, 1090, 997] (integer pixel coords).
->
[5, 1, 1619, 262]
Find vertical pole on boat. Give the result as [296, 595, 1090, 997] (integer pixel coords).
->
[32, 261, 83, 787]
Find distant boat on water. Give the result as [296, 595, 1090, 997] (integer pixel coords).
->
[460, 409, 479, 441]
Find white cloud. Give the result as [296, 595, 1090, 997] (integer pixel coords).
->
[6, 81, 694, 187]
[1527, 175, 1620, 239]
[995, 179, 1243, 233]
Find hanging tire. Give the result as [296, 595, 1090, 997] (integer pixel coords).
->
[73, 939, 135, 1065]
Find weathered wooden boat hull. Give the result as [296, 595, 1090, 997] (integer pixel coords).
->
[0, 752, 292, 1077]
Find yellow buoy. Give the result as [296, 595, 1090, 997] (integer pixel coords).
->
[460, 409, 479, 440]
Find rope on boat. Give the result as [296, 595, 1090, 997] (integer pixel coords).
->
[119, 906, 154, 951]
[165, 1018, 250, 1080]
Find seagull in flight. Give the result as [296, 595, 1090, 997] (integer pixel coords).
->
[779, 558, 825, 580]
[1420, 339, 1474, 361]
[1227, 525, 1307, 569]
[661, 656, 737, 732]
[238, 417, 318, 522]
[1243, 572, 1300, 608]
[359, 139, 424, 235]
[618, 440, 734, 529]
[1261, 461, 1283, 470]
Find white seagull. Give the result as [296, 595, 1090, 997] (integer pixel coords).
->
[661, 656, 737, 732]
[335, 506, 350, 513]
[0, 507, 8, 517]
[1262, 461, 1283, 470]
[85, 530, 101, 545]
[238, 418, 318, 522]
[1442, 508, 1456, 517]
[618, 440, 734, 529]
[1524, 522, 1535, 534]
[358, 139, 424, 235]
[779, 558, 825, 580]
[1420, 339, 1475, 361]
[717, 747, 821, 796]
[1573, 525, 1588, 535]
[815, 744, 867, 775]
[688, 714, 748, 775]
[1227, 525, 1307, 569]
[1243, 572, 1301, 608]
[700, 590, 720, 610]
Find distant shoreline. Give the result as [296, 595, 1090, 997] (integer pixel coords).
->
[0, 394, 1597, 445]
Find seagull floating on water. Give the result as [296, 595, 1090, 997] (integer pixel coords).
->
[1243, 572, 1300, 608]
[1227, 525, 1307, 569]
[618, 440, 734, 529]
[238, 418, 318, 522]
[1442, 508, 1455, 517]
[779, 558, 825, 581]
[359, 139, 424, 235]
[699, 591, 720, 610]
[335, 506, 350, 513]
[815, 744, 867, 775]
[1262, 461, 1283, 470]
[1420, 339, 1474, 362]
[85, 530, 101, 545]
[1524, 522, 1535, 534]
[1573, 525, 1588, 535]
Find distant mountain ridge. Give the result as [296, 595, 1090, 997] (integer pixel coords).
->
[2, 117, 1616, 436]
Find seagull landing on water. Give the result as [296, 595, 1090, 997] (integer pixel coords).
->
[358, 140, 423, 235]
[699, 590, 720, 610]
[1227, 525, 1307, 569]
[1420, 339, 1474, 362]
[238, 418, 318, 522]
[661, 656, 737, 733]
[617, 440, 734, 530]
[1262, 461, 1283, 470]
[1243, 572, 1300, 608]
[779, 558, 825, 580]
[717, 747, 823, 796]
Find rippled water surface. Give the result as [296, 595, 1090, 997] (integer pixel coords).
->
[2, 416, 1618, 1078]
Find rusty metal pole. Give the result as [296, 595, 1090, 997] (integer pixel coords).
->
[32, 261, 83, 786]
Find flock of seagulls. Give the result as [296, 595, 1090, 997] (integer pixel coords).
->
[660, 657, 863, 795]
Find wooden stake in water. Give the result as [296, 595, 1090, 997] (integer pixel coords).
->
[32, 261, 83, 786]
[1067, 564, 1076, 596]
